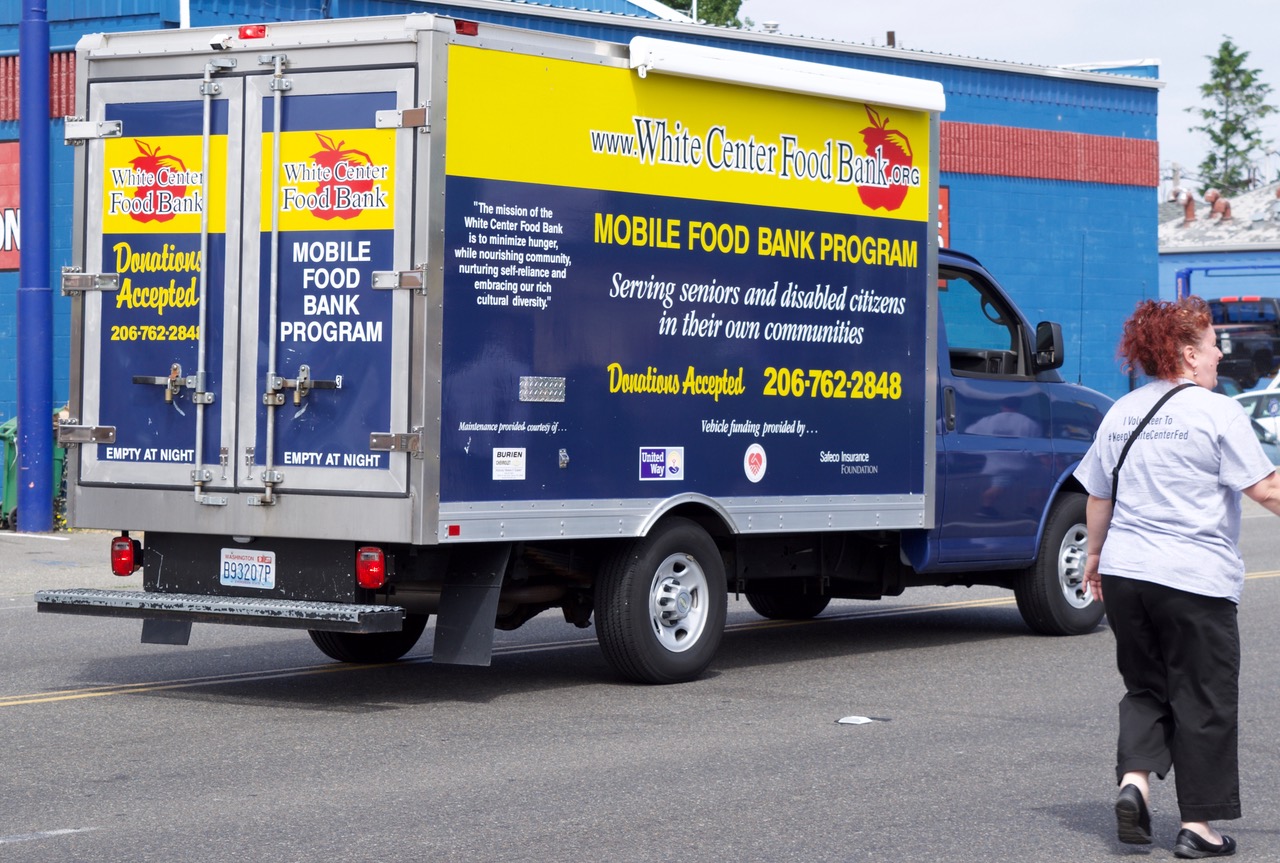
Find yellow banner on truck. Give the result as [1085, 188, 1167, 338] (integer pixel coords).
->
[445, 43, 933, 222]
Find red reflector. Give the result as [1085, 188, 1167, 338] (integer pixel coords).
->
[447, 524, 461, 537]
[454, 20, 479, 36]
[111, 536, 140, 576]
[239, 24, 268, 39]
[356, 546, 386, 589]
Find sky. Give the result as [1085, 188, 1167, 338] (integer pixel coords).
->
[736, 0, 1280, 193]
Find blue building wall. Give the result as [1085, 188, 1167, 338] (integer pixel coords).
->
[948, 176, 1157, 393]
[0, 0, 1158, 425]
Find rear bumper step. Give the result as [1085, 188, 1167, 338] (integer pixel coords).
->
[34, 588, 405, 634]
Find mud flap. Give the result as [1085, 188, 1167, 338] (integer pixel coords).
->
[141, 618, 193, 645]
[432, 544, 512, 666]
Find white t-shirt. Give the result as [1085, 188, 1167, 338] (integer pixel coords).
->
[1074, 380, 1275, 602]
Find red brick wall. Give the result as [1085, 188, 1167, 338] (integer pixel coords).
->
[0, 51, 76, 121]
[941, 120, 1158, 187]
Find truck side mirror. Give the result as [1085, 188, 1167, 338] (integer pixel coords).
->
[1034, 321, 1064, 371]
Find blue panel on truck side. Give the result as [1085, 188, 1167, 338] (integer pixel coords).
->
[440, 178, 926, 500]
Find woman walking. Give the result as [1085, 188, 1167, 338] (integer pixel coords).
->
[1075, 297, 1280, 858]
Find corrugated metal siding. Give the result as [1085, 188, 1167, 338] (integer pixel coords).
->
[0, 52, 75, 121]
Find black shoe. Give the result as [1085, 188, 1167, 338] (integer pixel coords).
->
[1174, 829, 1236, 858]
[1115, 784, 1152, 844]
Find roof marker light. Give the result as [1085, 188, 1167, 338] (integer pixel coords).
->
[454, 20, 479, 36]
[239, 24, 268, 40]
[356, 546, 386, 590]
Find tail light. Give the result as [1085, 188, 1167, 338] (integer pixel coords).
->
[110, 534, 142, 576]
[356, 546, 386, 589]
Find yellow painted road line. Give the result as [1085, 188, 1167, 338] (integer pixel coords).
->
[5, 578, 1278, 707]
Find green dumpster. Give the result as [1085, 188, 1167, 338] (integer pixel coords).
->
[1, 414, 67, 530]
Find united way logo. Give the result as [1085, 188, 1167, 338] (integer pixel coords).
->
[639, 447, 683, 481]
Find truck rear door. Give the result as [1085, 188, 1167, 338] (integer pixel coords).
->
[75, 60, 417, 508]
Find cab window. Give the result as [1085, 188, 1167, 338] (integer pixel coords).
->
[938, 268, 1027, 378]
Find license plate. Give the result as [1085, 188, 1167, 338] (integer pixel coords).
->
[219, 548, 276, 590]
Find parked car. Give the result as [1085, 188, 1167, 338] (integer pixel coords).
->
[1235, 387, 1280, 439]
[1214, 376, 1244, 397]
[1253, 419, 1280, 466]
[1210, 297, 1280, 388]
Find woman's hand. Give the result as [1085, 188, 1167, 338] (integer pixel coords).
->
[1084, 495, 1113, 604]
[1084, 552, 1103, 602]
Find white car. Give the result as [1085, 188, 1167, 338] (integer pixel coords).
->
[1235, 386, 1280, 438]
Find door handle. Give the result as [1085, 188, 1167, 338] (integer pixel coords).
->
[943, 386, 956, 431]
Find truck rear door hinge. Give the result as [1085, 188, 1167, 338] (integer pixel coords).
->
[370, 431, 423, 457]
[61, 268, 120, 295]
[375, 105, 429, 131]
[57, 422, 116, 445]
[63, 119, 122, 144]
[372, 265, 428, 294]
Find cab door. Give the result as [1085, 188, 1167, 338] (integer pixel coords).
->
[935, 266, 1055, 563]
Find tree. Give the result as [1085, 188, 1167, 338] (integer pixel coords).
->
[662, 0, 744, 28]
[1188, 37, 1276, 196]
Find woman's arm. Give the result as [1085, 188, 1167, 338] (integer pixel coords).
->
[1084, 495, 1114, 603]
[1243, 471, 1280, 516]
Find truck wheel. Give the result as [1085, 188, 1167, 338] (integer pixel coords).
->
[308, 613, 429, 663]
[745, 591, 830, 620]
[595, 518, 727, 684]
[1014, 492, 1103, 635]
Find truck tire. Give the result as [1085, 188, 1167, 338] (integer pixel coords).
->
[1014, 492, 1103, 635]
[745, 591, 831, 620]
[595, 518, 727, 684]
[308, 613, 429, 663]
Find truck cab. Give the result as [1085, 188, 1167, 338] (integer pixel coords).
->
[907, 249, 1110, 634]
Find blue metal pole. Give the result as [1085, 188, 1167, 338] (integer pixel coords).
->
[17, 0, 53, 532]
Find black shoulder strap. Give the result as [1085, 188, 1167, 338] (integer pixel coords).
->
[1111, 382, 1194, 505]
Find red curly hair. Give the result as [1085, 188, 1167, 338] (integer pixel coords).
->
[1118, 297, 1211, 380]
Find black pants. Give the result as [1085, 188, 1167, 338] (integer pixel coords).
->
[1102, 574, 1241, 822]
